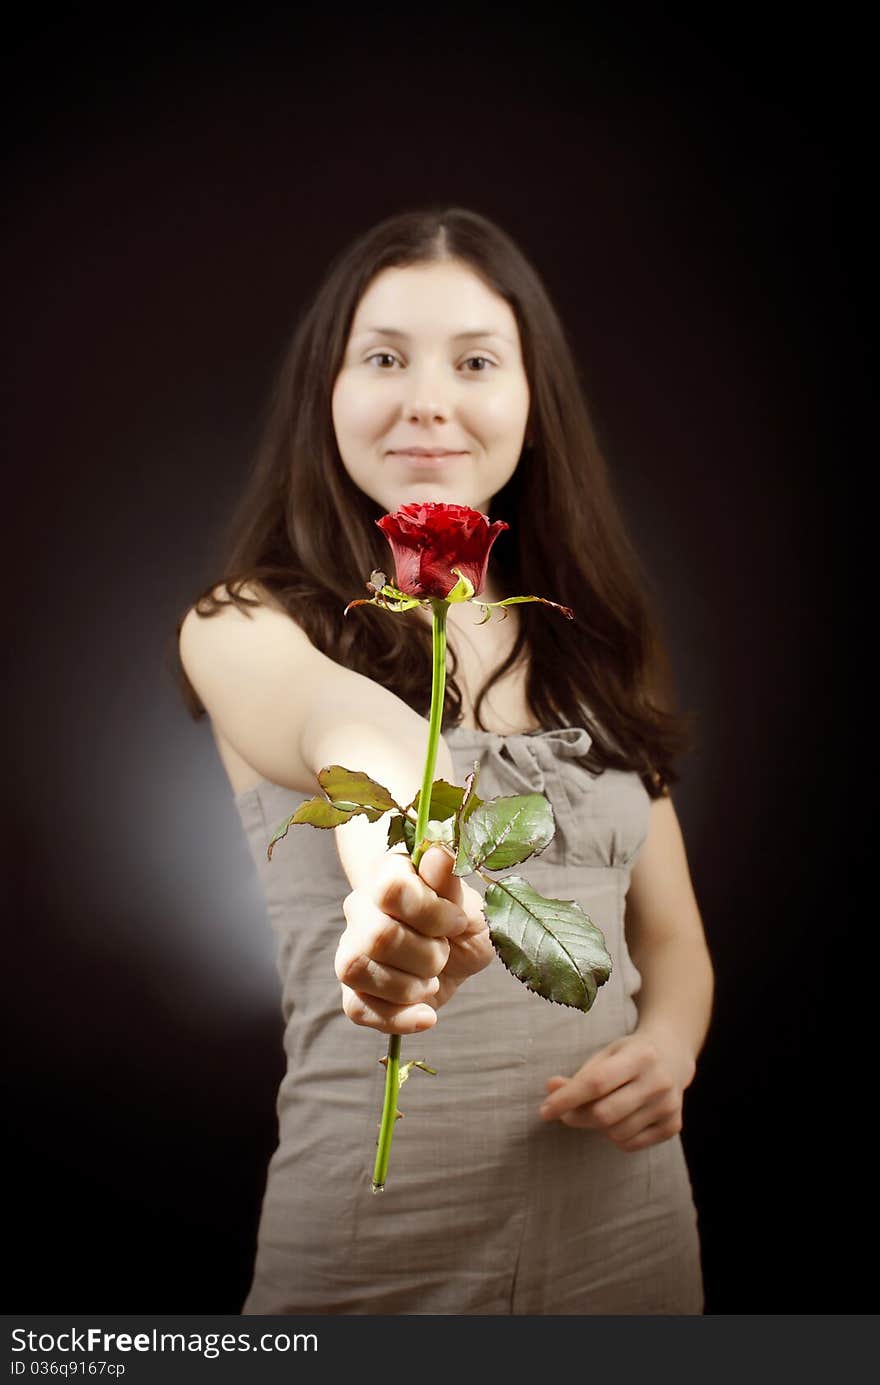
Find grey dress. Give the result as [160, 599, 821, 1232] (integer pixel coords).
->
[232, 723, 704, 1315]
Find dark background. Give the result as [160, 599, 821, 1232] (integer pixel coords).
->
[5, 11, 856, 1312]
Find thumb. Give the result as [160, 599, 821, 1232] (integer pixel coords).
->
[417, 844, 465, 915]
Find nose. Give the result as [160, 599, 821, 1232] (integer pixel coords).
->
[401, 361, 453, 423]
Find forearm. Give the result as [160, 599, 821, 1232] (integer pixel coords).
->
[630, 937, 714, 1073]
[310, 719, 455, 894]
[335, 811, 409, 893]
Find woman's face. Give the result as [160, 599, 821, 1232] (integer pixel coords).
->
[332, 260, 530, 517]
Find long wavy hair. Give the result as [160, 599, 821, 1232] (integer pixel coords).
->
[168, 206, 695, 797]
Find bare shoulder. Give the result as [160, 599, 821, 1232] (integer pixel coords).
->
[233, 580, 289, 615]
[182, 579, 290, 621]
[178, 581, 329, 794]
[180, 581, 313, 661]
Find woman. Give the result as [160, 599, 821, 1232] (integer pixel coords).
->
[174, 206, 714, 1314]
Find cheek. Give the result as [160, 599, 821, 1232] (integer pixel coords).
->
[333, 375, 389, 435]
[477, 384, 529, 437]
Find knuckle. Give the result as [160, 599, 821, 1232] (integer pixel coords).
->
[333, 936, 354, 982]
[431, 938, 451, 972]
[371, 915, 400, 955]
[341, 988, 365, 1023]
[444, 902, 469, 935]
[407, 976, 434, 1004]
[338, 952, 369, 987]
[379, 875, 416, 919]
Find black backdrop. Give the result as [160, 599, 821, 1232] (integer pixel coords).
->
[5, 12, 856, 1313]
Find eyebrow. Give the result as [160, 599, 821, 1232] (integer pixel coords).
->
[354, 326, 513, 344]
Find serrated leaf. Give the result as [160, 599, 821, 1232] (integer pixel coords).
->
[266, 772, 398, 863]
[317, 765, 401, 814]
[459, 761, 484, 828]
[450, 762, 486, 875]
[409, 778, 464, 822]
[456, 793, 555, 872]
[267, 796, 377, 860]
[386, 814, 408, 849]
[483, 875, 612, 1012]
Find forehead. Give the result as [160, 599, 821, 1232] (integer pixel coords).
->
[349, 262, 519, 344]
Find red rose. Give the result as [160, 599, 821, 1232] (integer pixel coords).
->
[375, 502, 509, 600]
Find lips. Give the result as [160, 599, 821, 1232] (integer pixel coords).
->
[392, 450, 466, 463]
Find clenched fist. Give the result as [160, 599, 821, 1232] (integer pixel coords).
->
[335, 845, 494, 1034]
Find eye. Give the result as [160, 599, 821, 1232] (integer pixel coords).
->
[364, 352, 497, 373]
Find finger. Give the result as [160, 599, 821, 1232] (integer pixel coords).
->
[439, 922, 495, 987]
[544, 1075, 569, 1093]
[340, 983, 438, 1035]
[415, 846, 471, 936]
[539, 1047, 639, 1120]
[339, 904, 450, 978]
[558, 1079, 675, 1133]
[559, 1074, 665, 1130]
[374, 852, 468, 939]
[340, 954, 442, 1007]
[559, 1083, 641, 1129]
[604, 1092, 679, 1145]
[616, 1113, 684, 1152]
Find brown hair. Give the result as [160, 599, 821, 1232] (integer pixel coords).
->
[167, 206, 695, 797]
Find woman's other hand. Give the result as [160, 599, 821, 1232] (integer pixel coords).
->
[538, 1027, 697, 1152]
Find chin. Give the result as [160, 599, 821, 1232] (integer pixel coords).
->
[386, 483, 478, 508]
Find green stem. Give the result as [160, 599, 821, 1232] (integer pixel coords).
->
[371, 598, 448, 1193]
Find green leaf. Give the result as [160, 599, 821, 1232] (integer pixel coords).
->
[409, 777, 464, 822]
[266, 766, 403, 862]
[450, 761, 487, 875]
[388, 816, 416, 854]
[267, 797, 377, 860]
[482, 875, 612, 1012]
[458, 762, 484, 829]
[386, 813, 408, 849]
[456, 793, 555, 872]
[317, 766, 401, 814]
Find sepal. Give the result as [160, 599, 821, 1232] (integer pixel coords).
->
[443, 566, 476, 603]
